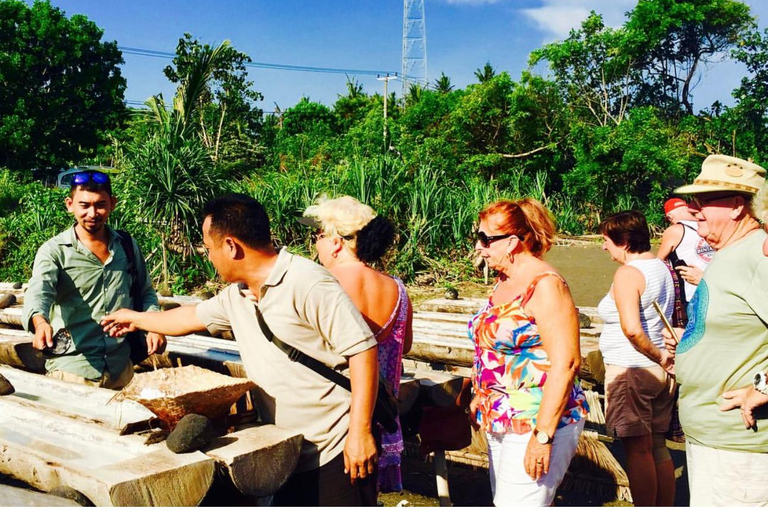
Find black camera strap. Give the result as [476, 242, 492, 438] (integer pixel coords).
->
[253, 304, 352, 393]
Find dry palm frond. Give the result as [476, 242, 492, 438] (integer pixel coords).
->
[561, 431, 632, 503]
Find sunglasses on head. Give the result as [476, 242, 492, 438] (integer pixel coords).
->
[476, 230, 519, 248]
[72, 171, 110, 186]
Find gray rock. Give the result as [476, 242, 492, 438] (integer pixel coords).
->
[166, 414, 214, 454]
[161, 302, 181, 311]
[11, 282, 23, 290]
[197, 291, 214, 300]
[0, 373, 14, 396]
[0, 293, 16, 309]
[49, 486, 92, 506]
[444, 288, 459, 300]
[578, 312, 591, 329]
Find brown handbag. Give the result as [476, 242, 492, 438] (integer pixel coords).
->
[419, 377, 473, 453]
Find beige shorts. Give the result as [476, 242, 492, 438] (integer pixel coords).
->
[604, 364, 676, 438]
[47, 363, 134, 390]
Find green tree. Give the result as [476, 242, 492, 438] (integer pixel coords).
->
[433, 73, 454, 93]
[334, 78, 374, 132]
[0, 0, 126, 173]
[163, 33, 263, 174]
[122, 42, 230, 288]
[530, 12, 639, 127]
[626, 0, 754, 115]
[474, 62, 497, 83]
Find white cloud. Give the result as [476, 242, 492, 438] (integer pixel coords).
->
[521, 0, 638, 41]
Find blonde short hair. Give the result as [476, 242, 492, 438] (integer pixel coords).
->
[303, 196, 377, 254]
[756, 181, 768, 224]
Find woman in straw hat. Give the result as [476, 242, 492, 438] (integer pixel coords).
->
[302, 196, 413, 493]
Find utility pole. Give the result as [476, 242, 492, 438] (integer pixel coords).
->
[377, 73, 398, 147]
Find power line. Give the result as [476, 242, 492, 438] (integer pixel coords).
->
[119, 45, 397, 77]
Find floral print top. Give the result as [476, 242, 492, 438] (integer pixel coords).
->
[468, 271, 589, 434]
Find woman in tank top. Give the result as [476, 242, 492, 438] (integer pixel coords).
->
[468, 199, 588, 507]
[597, 210, 677, 507]
[302, 196, 413, 493]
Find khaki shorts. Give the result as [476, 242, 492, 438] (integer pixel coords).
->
[47, 363, 134, 390]
[604, 364, 676, 438]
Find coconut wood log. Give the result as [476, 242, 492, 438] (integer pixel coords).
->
[0, 393, 216, 506]
[205, 424, 303, 497]
[0, 365, 155, 429]
[0, 484, 81, 507]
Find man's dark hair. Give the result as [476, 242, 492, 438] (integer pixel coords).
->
[598, 210, 652, 253]
[203, 193, 272, 249]
[69, 182, 113, 197]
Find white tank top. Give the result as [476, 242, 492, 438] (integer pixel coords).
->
[597, 258, 675, 368]
[672, 220, 714, 301]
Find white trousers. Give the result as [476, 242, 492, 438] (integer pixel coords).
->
[487, 419, 584, 507]
[686, 441, 768, 506]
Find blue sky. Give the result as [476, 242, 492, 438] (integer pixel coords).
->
[46, 0, 768, 113]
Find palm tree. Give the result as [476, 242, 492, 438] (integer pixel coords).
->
[474, 62, 496, 83]
[123, 42, 230, 289]
[405, 83, 424, 107]
[434, 73, 454, 93]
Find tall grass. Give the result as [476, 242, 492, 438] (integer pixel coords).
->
[235, 154, 587, 281]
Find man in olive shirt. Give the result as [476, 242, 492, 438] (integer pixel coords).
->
[22, 171, 165, 389]
[101, 194, 380, 506]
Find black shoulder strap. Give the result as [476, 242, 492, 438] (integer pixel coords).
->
[115, 229, 142, 312]
[253, 304, 352, 393]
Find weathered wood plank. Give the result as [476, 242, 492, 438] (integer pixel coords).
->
[0, 365, 153, 430]
[0, 483, 81, 507]
[205, 424, 303, 497]
[0, 395, 216, 506]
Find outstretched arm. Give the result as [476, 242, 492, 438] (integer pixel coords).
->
[101, 305, 206, 337]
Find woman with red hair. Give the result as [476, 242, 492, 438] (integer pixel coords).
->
[468, 198, 588, 506]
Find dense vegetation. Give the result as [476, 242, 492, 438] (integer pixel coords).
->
[1, 0, 767, 291]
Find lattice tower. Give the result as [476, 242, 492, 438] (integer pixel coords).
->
[402, 0, 428, 94]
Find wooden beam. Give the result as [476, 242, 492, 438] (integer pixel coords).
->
[0, 484, 81, 507]
[0, 365, 154, 430]
[205, 424, 303, 497]
[0, 394, 216, 506]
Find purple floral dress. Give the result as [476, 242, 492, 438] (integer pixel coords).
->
[375, 277, 410, 492]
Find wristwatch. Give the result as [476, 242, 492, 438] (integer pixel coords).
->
[533, 428, 553, 445]
[754, 371, 768, 395]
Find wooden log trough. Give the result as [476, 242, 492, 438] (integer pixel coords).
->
[0, 364, 302, 505]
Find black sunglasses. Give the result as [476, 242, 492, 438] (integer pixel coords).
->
[476, 230, 519, 248]
[689, 193, 737, 210]
[72, 171, 110, 186]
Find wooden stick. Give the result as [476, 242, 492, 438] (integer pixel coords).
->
[652, 301, 680, 345]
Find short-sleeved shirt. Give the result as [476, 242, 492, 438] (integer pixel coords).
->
[195, 249, 377, 472]
[22, 225, 159, 379]
[676, 229, 768, 453]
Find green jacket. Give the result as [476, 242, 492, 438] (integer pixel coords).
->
[22, 225, 159, 379]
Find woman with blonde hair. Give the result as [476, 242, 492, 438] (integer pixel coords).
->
[302, 195, 413, 493]
[468, 198, 588, 507]
[757, 181, 768, 256]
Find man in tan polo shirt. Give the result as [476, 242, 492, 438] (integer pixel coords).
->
[101, 194, 380, 506]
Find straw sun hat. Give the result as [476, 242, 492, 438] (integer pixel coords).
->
[675, 154, 766, 195]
